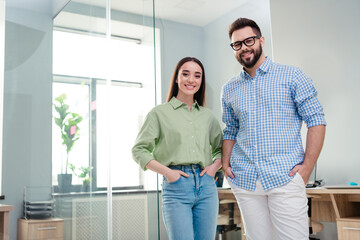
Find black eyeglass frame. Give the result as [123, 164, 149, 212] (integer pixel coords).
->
[230, 36, 260, 51]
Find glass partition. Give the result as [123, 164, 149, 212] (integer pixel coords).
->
[0, 0, 4, 195]
[52, 0, 161, 239]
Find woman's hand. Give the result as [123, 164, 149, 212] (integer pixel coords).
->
[145, 160, 189, 183]
[200, 159, 222, 177]
[164, 169, 189, 183]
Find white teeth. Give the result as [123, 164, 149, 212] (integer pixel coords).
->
[242, 51, 253, 58]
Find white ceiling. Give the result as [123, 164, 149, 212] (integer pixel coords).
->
[72, 0, 250, 27]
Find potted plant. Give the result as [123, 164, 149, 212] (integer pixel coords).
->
[53, 93, 83, 192]
[69, 164, 92, 192]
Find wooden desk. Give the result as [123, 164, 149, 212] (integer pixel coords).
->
[306, 188, 360, 222]
[218, 188, 360, 240]
[0, 204, 14, 240]
[307, 188, 360, 240]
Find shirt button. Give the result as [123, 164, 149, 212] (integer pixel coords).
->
[192, 150, 195, 153]
[191, 136, 194, 138]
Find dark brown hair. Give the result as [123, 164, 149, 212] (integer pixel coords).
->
[166, 57, 206, 106]
[228, 18, 262, 39]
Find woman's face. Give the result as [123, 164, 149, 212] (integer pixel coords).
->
[176, 61, 202, 99]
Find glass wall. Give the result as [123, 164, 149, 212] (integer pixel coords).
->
[0, 0, 4, 195]
[52, 0, 161, 239]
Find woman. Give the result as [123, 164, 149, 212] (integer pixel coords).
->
[132, 57, 222, 240]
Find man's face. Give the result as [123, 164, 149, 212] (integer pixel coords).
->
[231, 26, 264, 69]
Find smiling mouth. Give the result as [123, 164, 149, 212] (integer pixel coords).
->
[241, 50, 253, 59]
[185, 84, 195, 89]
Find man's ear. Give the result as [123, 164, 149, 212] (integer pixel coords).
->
[260, 36, 265, 48]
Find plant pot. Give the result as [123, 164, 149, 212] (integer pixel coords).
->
[81, 184, 90, 192]
[57, 174, 72, 193]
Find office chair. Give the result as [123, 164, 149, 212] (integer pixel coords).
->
[216, 199, 241, 240]
[308, 195, 324, 240]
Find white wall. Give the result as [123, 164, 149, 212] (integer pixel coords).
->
[270, 0, 360, 185]
[157, 19, 204, 102]
[203, 0, 273, 121]
[270, 1, 360, 238]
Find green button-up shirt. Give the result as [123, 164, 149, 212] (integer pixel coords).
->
[132, 97, 222, 170]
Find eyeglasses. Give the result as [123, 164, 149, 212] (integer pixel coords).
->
[230, 36, 260, 51]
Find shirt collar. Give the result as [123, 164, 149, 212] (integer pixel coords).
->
[169, 96, 200, 110]
[242, 56, 272, 78]
[258, 56, 272, 73]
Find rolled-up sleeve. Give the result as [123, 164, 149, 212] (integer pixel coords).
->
[221, 86, 239, 140]
[209, 115, 223, 160]
[131, 110, 159, 170]
[292, 69, 327, 128]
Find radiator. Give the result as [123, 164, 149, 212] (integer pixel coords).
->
[71, 194, 149, 240]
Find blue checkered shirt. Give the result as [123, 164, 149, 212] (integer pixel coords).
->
[222, 57, 326, 191]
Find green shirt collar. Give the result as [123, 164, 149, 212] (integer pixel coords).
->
[169, 96, 200, 110]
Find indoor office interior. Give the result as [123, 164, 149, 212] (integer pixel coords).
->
[1, 0, 359, 239]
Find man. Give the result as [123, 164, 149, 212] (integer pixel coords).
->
[221, 17, 326, 240]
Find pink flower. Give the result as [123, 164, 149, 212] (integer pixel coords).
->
[70, 125, 76, 135]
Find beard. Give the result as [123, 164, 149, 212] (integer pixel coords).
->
[236, 44, 263, 69]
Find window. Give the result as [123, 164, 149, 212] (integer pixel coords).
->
[52, 21, 160, 191]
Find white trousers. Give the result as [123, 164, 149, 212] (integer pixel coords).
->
[229, 173, 309, 240]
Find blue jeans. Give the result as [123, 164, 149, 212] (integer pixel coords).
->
[162, 164, 219, 240]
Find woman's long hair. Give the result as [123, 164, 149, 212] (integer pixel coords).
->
[166, 57, 206, 106]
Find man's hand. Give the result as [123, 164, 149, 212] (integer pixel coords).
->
[222, 140, 236, 179]
[289, 164, 313, 184]
[223, 167, 235, 179]
[291, 125, 326, 184]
